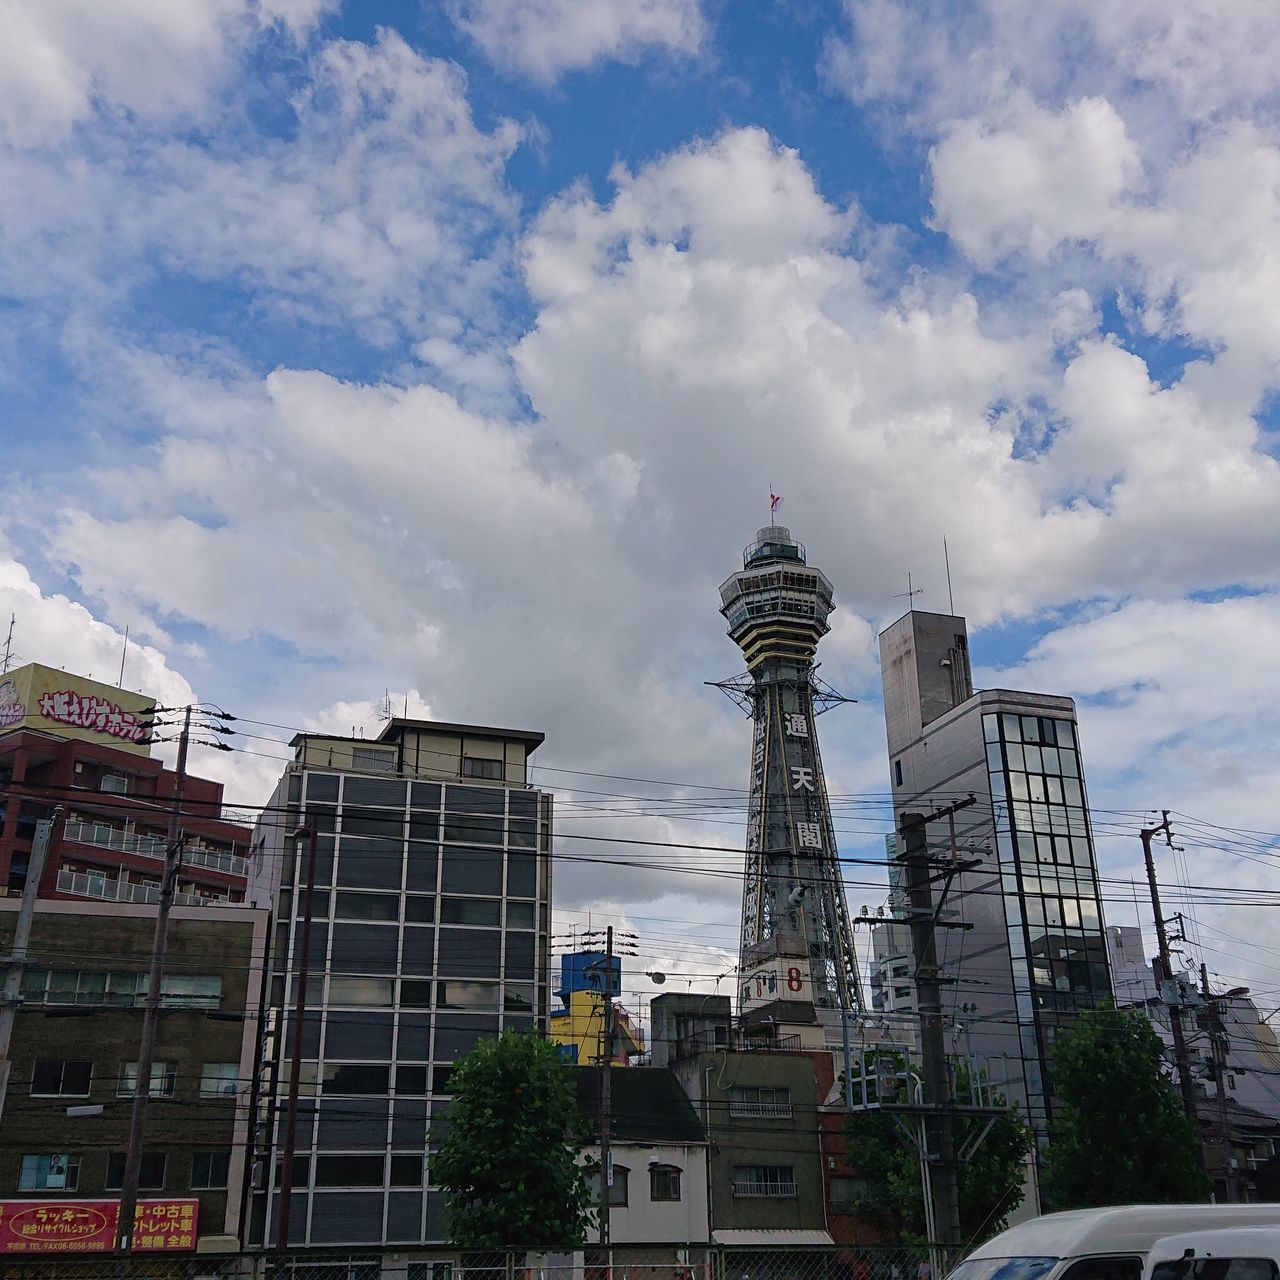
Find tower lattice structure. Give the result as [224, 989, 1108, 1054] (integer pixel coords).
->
[716, 525, 863, 1024]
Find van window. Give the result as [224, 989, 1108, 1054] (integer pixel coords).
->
[1153, 1262, 1278, 1280]
[1062, 1258, 1143, 1280]
[947, 1258, 1058, 1280]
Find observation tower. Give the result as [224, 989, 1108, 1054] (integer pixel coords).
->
[714, 524, 862, 1035]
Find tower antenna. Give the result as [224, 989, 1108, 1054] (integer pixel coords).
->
[943, 537, 955, 615]
[117, 624, 130, 687]
[893, 573, 925, 608]
[1, 615, 13, 674]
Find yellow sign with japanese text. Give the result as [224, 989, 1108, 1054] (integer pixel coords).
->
[0, 663, 153, 757]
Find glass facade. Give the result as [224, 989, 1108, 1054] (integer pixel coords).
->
[255, 761, 552, 1246]
[983, 711, 1110, 1131]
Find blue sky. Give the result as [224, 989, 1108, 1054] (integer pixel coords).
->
[4, 0, 1280, 1007]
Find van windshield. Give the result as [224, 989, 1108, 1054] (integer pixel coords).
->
[948, 1257, 1059, 1280]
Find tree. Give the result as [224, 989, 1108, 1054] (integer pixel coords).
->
[1043, 1003, 1209, 1208]
[433, 1030, 596, 1248]
[845, 1054, 1033, 1243]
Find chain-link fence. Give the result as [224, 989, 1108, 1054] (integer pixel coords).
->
[0, 1245, 962, 1280]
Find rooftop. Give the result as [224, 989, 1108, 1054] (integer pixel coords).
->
[289, 716, 545, 752]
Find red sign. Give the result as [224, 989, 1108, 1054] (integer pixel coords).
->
[0, 1199, 199, 1254]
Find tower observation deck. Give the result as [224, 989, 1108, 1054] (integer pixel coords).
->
[717, 525, 863, 1031]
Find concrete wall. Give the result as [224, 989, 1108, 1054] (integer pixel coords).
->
[582, 1142, 710, 1244]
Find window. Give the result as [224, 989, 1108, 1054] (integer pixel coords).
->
[328, 976, 396, 1007]
[118, 1061, 177, 1098]
[588, 1165, 629, 1206]
[19, 1154, 80, 1191]
[829, 1175, 866, 1215]
[1059, 1258, 1142, 1280]
[461, 756, 503, 780]
[649, 1165, 681, 1201]
[199, 1063, 240, 1098]
[441, 897, 501, 927]
[732, 1164, 796, 1197]
[323, 1064, 390, 1095]
[729, 1085, 792, 1117]
[334, 890, 400, 920]
[894, 759, 903, 786]
[191, 1150, 230, 1190]
[390, 1154, 424, 1187]
[314, 1154, 385, 1188]
[30, 1059, 92, 1097]
[106, 1152, 166, 1190]
[352, 747, 396, 773]
[99, 774, 130, 794]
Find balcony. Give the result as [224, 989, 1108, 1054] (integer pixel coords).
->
[62, 821, 248, 879]
[729, 1099, 794, 1118]
[57, 868, 229, 909]
[732, 1181, 798, 1197]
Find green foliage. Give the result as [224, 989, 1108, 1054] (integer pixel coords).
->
[1043, 1004, 1209, 1209]
[433, 1031, 596, 1248]
[844, 1054, 1033, 1243]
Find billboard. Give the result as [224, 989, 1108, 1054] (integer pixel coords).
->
[0, 1199, 198, 1254]
[0, 663, 154, 757]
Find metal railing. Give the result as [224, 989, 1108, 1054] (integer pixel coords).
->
[63, 821, 249, 878]
[728, 1099, 793, 1118]
[730, 1180, 798, 1197]
[57, 867, 230, 909]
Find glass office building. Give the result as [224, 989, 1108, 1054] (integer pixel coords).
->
[247, 718, 552, 1248]
[879, 611, 1111, 1143]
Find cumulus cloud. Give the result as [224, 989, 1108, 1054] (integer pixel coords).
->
[445, 0, 705, 84]
[0, 0, 336, 147]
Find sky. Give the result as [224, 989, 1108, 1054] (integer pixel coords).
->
[3, 0, 1280, 1024]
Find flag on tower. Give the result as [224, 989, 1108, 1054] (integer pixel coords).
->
[770, 489, 782, 513]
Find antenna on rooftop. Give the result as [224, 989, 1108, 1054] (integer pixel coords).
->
[2, 614, 14, 673]
[376, 689, 393, 723]
[117, 624, 130, 687]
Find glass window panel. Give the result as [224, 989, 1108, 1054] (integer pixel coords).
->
[322, 1064, 390, 1095]
[441, 897, 501, 927]
[411, 781, 441, 810]
[1021, 716, 1040, 741]
[985, 743, 1004, 772]
[390, 1154, 424, 1186]
[1057, 720, 1076, 748]
[1009, 772, 1029, 800]
[983, 714, 1000, 743]
[392, 1097, 430, 1145]
[1023, 744, 1043, 772]
[344, 776, 406, 808]
[308, 807, 338, 836]
[405, 842, 439, 892]
[447, 785, 505, 816]
[334, 891, 400, 921]
[1063, 777, 1083, 806]
[325, 1013, 394, 1059]
[441, 848, 503, 896]
[313, 1154, 385, 1187]
[310, 1191, 384, 1242]
[1045, 776, 1064, 804]
[1027, 775, 1046, 803]
[401, 926, 437, 977]
[437, 928, 500, 978]
[1062, 899, 1081, 928]
[1044, 898, 1063, 927]
[1079, 898, 1100, 928]
[436, 980, 500, 1011]
[504, 984, 534, 1012]
[989, 769, 1007, 799]
[341, 807, 399, 839]
[306, 774, 340, 803]
[506, 901, 535, 929]
[399, 984, 433, 1013]
[507, 852, 537, 899]
[443, 814, 503, 846]
[1024, 897, 1045, 926]
[328, 976, 395, 1007]
[509, 791, 537, 819]
[433, 1014, 500, 1062]
[409, 813, 440, 841]
[397, 1013, 432, 1059]
[331, 923, 398, 975]
[1002, 713, 1022, 741]
[404, 895, 435, 923]
[505, 932, 535, 981]
[1041, 746, 1061, 774]
[1032, 835, 1052, 863]
[396, 1066, 429, 1095]
[508, 819, 536, 849]
[336, 838, 403, 891]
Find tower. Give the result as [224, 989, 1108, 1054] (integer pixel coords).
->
[716, 525, 862, 1036]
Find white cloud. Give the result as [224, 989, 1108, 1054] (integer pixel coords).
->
[0, 0, 336, 147]
[446, 0, 705, 84]
[929, 96, 1142, 267]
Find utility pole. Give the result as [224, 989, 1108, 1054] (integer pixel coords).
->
[0, 812, 61, 1125]
[1200, 963, 1242, 1203]
[1140, 811, 1201, 1129]
[116, 705, 192, 1253]
[598, 924, 614, 1254]
[276, 824, 319, 1249]
[899, 800, 975, 1251]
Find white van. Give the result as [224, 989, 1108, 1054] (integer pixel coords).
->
[949, 1206, 1280, 1280]
[1145, 1227, 1280, 1280]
